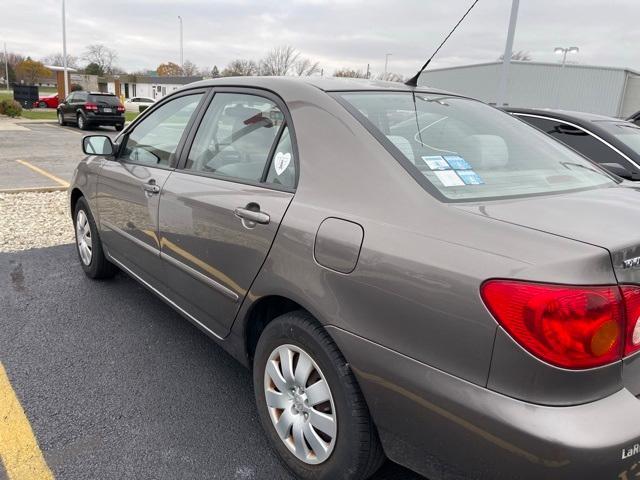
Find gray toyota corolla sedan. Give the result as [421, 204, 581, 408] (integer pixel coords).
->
[70, 76, 640, 480]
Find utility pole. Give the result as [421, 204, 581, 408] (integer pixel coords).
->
[496, 0, 519, 107]
[178, 16, 184, 74]
[384, 53, 392, 78]
[3, 42, 9, 91]
[366, 63, 370, 79]
[62, 0, 69, 97]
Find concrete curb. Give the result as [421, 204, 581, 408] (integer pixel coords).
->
[0, 186, 68, 194]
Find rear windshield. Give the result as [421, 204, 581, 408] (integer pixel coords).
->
[337, 92, 616, 201]
[88, 94, 120, 106]
[596, 121, 640, 154]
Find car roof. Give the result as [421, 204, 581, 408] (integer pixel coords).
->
[187, 75, 457, 96]
[506, 107, 620, 123]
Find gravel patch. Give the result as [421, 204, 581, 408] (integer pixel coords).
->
[0, 191, 74, 252]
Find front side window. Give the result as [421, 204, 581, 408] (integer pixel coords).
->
[338, 92, 616, 201]
[596, 121, 640, 156]
[119, 93, 203, 167]
[185, 92, 287, 184]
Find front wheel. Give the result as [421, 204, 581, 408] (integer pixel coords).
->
[57, 111, 66, 126]
[74, 197, 117, 279]
[253, 311, 384, 480]
[39, 101, 47, 108]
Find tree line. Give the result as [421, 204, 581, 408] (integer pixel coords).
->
[1, 43, 405, 85]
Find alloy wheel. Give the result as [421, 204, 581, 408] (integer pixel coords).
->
[76, 210, 92, 265]
[264, 344, 337, 465]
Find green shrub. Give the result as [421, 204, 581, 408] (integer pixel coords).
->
[0, 99, 22, 117]
[70, 83, 83, 92]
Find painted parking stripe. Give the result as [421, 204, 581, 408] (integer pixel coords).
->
[15, 160, 70, 188]
[0, 363, 54, 480]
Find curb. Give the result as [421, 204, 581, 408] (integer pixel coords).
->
[0, 186, 68, 194]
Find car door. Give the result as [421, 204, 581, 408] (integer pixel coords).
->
[96, 89, 207, 289]
[62, 92, 75, 120]
[157, 89, 297, 336]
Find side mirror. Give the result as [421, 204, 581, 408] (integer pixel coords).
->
[82, 135, 115, 156]
[601, 162, 634, 180]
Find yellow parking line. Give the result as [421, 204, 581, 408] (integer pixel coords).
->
[0, 362, 54, 480]
[15, 160, 70, 188]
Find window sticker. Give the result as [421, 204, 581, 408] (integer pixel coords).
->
[274, 152, 292, 175]
[457, 170, 484, 185]
[443, 155, 472, 170]
[421, 155, 451, 170]
[434, 170, 464, 187]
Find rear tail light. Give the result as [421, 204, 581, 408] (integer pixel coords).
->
[116, 104, 125, 112]
[481, 280, 640, 369]
[85, 102, 98, 111]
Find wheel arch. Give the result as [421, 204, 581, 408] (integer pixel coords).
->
[69, 187, 85, 218]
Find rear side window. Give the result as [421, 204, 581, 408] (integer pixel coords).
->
[337, 92, 615, 202]
[89, 94, 120, 106]
[185, 92, 293, 186]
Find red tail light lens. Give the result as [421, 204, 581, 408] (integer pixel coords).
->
[481, 280, 625, 369]
[85, 102, 98, 111]
[116, 104, 125, 112]
[622, 286, 640, 357]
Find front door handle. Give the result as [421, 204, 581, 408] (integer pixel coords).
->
[142, 181, 160, 194]
[234, 207, 270, 225]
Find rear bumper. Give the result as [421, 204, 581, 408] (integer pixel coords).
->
[86, 113, 124, 125]
[327, 326, 640, 480]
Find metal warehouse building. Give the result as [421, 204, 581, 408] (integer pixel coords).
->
[419, 61, 640, 118]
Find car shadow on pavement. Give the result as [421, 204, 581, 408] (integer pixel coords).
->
[0, 244, 426, 480]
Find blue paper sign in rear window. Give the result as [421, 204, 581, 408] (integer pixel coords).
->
[457, 170, 484, 185]
[443, 155, 472, 170]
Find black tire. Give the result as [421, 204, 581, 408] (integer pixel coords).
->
[115, 124, 124, 131]
[57, 111, 66, 126]
[77, 113, 89, 130]
[39, 101, 47, 108]
[73, 197, 117, 279]
[253, 311, 384, 480]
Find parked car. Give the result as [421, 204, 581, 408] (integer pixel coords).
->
[124, 96, 155, 112]
[628, 110, 640, 127]
[508, 107, 640, 180]
[57, 91, 125, 131]
[34, 93, 59, 109]
[70, 77, 640, 480]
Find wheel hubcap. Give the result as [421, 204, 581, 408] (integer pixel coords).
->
[264, 344, 337, 465]
[76, 210, 92, 265]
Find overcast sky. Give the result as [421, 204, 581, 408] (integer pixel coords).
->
[3, 0, 640, 76]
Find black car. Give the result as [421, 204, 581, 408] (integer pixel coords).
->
[507, 107, 640, 181]
[628, 110, 640, 127]
[57, 91, 125, 131]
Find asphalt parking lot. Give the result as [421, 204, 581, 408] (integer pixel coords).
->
[0, 120, 425, 479]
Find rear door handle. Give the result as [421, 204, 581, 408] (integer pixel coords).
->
[234, 207, 270, 225]
[142, 181, 160, 194]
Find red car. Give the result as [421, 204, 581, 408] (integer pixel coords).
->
[34, 94, 59, 109]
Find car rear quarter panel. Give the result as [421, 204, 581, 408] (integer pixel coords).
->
[235, 83, 619, 397]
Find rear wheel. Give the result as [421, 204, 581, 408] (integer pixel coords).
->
[39, 101, 47, 108]
[115, 124, 124, 131]
[77, 113, 88, 130]
[74, 196, 117, 279]
[253, 311, 384, 480]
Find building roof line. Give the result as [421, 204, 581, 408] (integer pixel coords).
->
[422, 60, 640, 77]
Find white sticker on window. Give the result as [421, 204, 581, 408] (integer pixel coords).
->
[421, 155, 450, 170]
[274, 152, 291, 175]
[434, 170, 464, 187]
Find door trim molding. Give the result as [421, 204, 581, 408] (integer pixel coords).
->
[107, 254, 225, 341]
[102, 220, 159, 256]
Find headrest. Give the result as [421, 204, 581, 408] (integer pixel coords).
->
[467, 135, 508, 169]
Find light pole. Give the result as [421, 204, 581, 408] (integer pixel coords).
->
[3, 42, 9, 91]
[178, 16, 184, 74]
[496, 0, 520, 106]
[554, 46, 579, 68]
[384, 53, 392, 78]
[62, 0, 69, 97]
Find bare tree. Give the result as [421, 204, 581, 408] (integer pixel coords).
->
[499, 50, 532, 62]
[334, 68, 368, 79]
[42, 52, 79, 69]
[377, 72, 404, 82]
[259, 46, 300, 76]
[294, 58, 321, 76]
[221, 59, 258, 77]
[182, 59, 199, 76]
[82, 44, 118, 74]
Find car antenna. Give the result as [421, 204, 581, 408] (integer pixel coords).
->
[405, 0, 480, 87]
